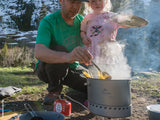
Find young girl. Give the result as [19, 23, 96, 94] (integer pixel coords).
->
[81, 0, 131, 79]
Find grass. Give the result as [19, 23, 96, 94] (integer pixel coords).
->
[0, 66, 47, 95]
[0, 66, 160, 98]
[0, 66, 72, 97]
[131, 72, 160, 97]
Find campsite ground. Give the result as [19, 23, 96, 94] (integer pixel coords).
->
[1, 70, 160, 120]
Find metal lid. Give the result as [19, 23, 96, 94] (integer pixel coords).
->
[110, 14, 148, 27]
[147, 104, 160, 113]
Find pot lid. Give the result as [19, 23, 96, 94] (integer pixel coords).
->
[110, 14, 148, 27]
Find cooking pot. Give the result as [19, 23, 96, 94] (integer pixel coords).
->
[87, 78, 131, 118]
[147, 104, 160, 120]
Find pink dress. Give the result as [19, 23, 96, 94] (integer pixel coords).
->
[81, 12, 131, 79]
[81, 12, 125, 64]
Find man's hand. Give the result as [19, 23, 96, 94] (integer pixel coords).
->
[68, 46, 93, 65]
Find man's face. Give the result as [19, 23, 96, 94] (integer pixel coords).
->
[60, 0, 82, 19]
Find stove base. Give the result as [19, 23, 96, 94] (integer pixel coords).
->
[88, 102, 132, 118]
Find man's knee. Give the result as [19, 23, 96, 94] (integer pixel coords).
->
[36, 61, 49, 82]
[45, 63, 69, 74]
[36, 45, 69, 83]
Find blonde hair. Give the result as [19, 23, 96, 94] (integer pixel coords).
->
[83, 0, 112, 16]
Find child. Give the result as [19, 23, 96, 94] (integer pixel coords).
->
[81, 0, 131, 79]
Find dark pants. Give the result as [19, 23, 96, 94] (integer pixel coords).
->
[36, 46, 88, 94]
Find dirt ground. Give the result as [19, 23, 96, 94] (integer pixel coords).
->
[1, 76, 160, 120]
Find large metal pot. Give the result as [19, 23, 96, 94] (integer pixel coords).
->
[87, 78, 131, 118]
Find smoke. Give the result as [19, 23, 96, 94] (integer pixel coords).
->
[114, 0, 160, 72]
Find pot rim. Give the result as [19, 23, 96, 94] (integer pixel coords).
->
[87, 76, 139, 81]
[147, 104, 160, 113]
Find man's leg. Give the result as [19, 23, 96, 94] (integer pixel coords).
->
[36, 45, 69, 105]
[43, 62, 69, 105]
[44, 63, 69, 93]
[62, 64, 88, 95]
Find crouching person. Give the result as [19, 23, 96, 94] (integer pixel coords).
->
[34, 0, 92, 105]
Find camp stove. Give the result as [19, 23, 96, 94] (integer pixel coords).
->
[87, 78, 132, 118]
[53, 94, 71, 116]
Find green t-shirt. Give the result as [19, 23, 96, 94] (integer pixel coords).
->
[36, 10, 84, 69]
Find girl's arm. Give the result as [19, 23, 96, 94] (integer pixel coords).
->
[109, 12, 130, 29]
[80, 16, 91, 47]
[80, 31, 91, 47]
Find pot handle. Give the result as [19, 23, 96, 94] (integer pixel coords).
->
[24, 103, 37, 117]
[84, 82, 88, 86]
[84, 81, 90, 86]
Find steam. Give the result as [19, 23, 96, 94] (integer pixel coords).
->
[91, 42, 131, 80]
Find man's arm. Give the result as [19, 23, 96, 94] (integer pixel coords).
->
[35, 44, 92, 65]
[35, 44, 71, 63]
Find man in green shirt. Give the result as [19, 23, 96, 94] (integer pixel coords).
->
[35, 0, 92, 105]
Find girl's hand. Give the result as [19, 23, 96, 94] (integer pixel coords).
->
[82, 37, 91, 47]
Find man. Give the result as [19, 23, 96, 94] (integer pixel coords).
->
[35, 0, 92, 105]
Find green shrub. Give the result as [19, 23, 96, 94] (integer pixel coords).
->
[0, 44, 36, 67]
